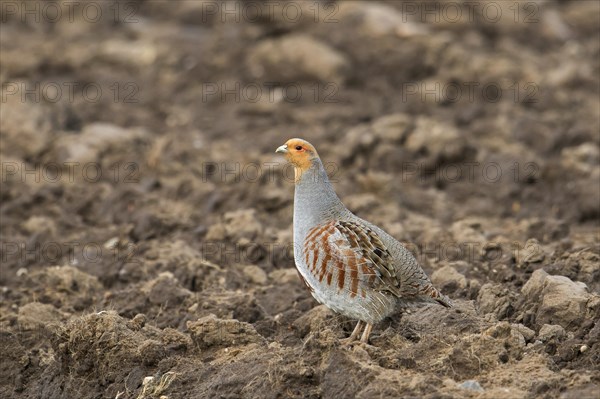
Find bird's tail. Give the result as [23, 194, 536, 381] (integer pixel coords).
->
[422, 283, 453, 308]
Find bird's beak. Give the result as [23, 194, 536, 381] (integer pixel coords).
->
[275, 144, 288, 154]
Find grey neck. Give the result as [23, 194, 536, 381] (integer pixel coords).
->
[294, 158, 345, 229]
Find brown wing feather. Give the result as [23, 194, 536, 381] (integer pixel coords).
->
[340, 220, 453, 307]
[334, 220, 402, 296]
[303, 220, 452, 307]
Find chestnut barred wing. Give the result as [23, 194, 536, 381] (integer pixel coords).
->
[302, 221, 402, 298]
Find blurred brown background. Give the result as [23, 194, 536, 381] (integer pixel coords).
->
[1, 1, 599, 398]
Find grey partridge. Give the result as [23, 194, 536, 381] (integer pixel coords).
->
[276, 138, 452, 343]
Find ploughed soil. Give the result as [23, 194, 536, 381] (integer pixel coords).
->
[1, 1, 599, 398]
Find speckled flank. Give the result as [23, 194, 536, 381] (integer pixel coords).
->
[304, 223, 353, 295]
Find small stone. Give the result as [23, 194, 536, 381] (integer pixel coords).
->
[143, 272, 193, 306]
[538, 324, 566, 342]
[512, 324, 536, 342]
[509, 328, 527, 348]
[522, 269, 591, 329]
[406, 117, 470, 169]
[521, 269, 548, 299]
[104, 237, 119, 249]
[27, 266, 103, 310]
[137, 339, 166, 366]
[577, 250, 599, 284]
[18, 302, 67, 330]
[161, 328, 192, 351]
[100, 39, 157, 66]
[459, 380, 484, 392]
[22, 216, 57, 236]
[431, 265, 467, 291]
[127, 313, 147, 331]
[205, 223, 227, 241]
[338, 2, 428, 38]
[485, 322, 531, 348]
[269, 268, 299, 284]
[519, 238, 546, 265]
[1, 97, 52, 158]
[222, 209, 263, 243]
[450, 218, 487, 250]
[142, 376, 154, 386]
[268, 342, 282, 350]
[371, 113, 413, 142]
[561, 143, 599, 175]
[187, 314, 263, 349]
[477, 283, 515, 319]
[53, 123, 148, 165]
[243, 265, 267, 285]
[580, 345, 589, 353]
[247, 35, 349, 84]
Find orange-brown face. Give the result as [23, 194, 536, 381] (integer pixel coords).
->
[275, 138, 319, 181]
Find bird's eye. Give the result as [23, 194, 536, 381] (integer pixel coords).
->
[295, 146, 303, 151]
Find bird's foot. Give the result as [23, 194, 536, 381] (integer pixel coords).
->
[340, 321, 374, 346]
[340, 337, 358, 346]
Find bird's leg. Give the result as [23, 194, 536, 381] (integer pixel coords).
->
[349, 320, 365, 341]
[341, 320, 364, 344]
[360, 323, 373, 343]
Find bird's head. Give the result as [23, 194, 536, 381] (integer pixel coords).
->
[275, 138, 319, 182]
